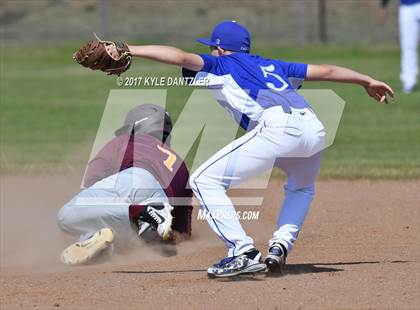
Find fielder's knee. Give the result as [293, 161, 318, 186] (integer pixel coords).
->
[189, 170, 201, 194]
[190, 168, 225, 194]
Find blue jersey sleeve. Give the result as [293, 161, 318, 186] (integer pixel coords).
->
[198, 54, 227, 75]
[278, 60, 308, 79]
[286, 62, 308, 79]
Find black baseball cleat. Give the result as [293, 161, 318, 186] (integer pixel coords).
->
[265, 243, 287, 274]
[130, 202, 174, 240]
[207, 248, 267, 278]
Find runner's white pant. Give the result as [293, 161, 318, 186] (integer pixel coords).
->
[400, 3, 420, 91]
[57, 167, 168, 243]
[190, 107, 325, 257]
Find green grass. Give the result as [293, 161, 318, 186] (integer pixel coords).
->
[1, 43, 419, 178]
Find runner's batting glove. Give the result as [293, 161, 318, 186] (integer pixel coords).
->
[73, 33, 132, 76]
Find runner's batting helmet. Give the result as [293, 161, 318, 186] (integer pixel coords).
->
[115, 104, 173, 143]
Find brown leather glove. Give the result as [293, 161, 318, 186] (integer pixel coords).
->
[73, 34, 132, 76]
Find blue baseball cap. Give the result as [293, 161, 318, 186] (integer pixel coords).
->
[197, 21, 251, 53]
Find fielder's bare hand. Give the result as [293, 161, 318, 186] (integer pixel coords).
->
[364, 79, 395, 104]
[306, 64, 395, 104]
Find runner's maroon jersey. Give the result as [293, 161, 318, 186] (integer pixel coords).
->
[84, 133, 191, 201]
[83, 133, 192, 234]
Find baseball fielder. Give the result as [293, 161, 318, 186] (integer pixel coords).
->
[74, 21, 393, 277]
[380, 0, 420, 93]
[57, 104, 192, 265]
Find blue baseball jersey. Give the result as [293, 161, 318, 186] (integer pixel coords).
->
[382, 0, 420, 6]
[192, 53, 311, 130]
[401, 0, 420, 5]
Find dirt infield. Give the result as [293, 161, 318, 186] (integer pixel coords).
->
[1, 174, 418, 309]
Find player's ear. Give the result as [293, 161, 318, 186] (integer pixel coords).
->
[216, 46, 225, 56]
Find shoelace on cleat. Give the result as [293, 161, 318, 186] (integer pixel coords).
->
[214, 256, 235, 268]
[148, 209, 162, 223]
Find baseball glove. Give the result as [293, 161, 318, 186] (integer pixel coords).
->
[73, 33, 132, 76]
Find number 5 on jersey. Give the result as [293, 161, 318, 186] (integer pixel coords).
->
[260, 64, 288, 91]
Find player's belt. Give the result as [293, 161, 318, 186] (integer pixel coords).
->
[258, 106, 316, 124]
[262, 106, 314, 116]
[290, 107, 315, 116]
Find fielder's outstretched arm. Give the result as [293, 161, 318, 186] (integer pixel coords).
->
[128, 45, 204, 71]
[128, 46, 394, 104]
[306, 64, 395, 103]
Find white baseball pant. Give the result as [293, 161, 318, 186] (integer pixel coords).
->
[57, 167, 168, 243]
[399, 3, 420, 92]
[190, 106, 325, 257]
